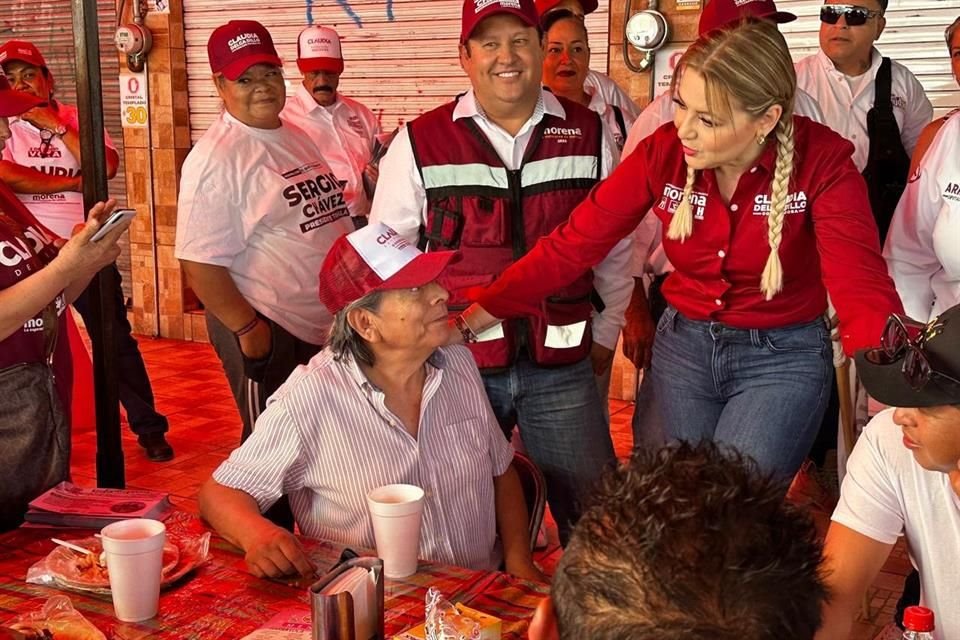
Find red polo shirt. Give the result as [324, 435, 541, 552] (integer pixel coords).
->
[471, 116, 903, 356]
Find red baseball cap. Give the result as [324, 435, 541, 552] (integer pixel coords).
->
[534, 0, 598, 17]
[0, 40, 47, 69]
[318, 223, 460, 314]
[698, 0, 796, 35]
[207, 20, 282, 81]
[297, 25, 345, 75]
[0, 73, 43, 117]
[461, 0, 540, 43]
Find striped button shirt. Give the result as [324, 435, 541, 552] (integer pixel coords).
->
[212, 345, 514, 571]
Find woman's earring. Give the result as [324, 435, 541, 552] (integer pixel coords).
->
[757, 133, 767, 146]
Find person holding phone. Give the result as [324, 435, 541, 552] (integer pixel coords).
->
[0, 73, 133, 529]
[0, 40, 173, 462]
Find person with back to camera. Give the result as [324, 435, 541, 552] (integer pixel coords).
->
[459, 18, 903, 486]
[527, 441, 829, 640]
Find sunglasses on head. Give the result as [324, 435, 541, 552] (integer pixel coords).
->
[819, 4, 882, 26]
[865, 314, 960, 391]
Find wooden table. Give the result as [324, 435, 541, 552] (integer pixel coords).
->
[0, 513, 547, 638]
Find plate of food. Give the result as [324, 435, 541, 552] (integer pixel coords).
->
[42, 537, 179, 590]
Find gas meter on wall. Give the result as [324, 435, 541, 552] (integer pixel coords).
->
[625, 10, 669, 52]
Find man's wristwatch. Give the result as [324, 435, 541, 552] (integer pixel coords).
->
[454, 314, 478, 344]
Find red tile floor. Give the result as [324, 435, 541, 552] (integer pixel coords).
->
[69, 334, 908, 639]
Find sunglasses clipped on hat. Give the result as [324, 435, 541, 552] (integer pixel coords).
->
[819, 4, 882, 26]
[856, 306, 960, 408]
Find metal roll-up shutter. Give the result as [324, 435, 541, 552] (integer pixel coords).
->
[1, 0, 133, 301]
[183, 0, 610, 142]
[779, 0, 960, 116]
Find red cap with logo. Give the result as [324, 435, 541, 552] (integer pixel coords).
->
[698, 0, 796, 35]
[297, 25, 345, 74]
[0, 40, 47, 70]
[318, 223, 460, 314]
[207, 20, 282, 81]
[534, 0, 598, 17]
[461, 0, 540, 43]
[0, 73, 43, 117]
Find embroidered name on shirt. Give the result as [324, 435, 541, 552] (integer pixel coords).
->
[228, 33, 261, 52]
[944, 182, 960, 202]
[659, 183, 707, 220]
[752, 191, 808, 216]
[543, 126, 582, 143]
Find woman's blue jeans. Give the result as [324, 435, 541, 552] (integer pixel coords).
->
[651, 306, 832, 483]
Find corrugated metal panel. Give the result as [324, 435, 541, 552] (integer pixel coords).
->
[778, 0, 960, 116]
[0, 0, 133, 301]
[184, 0, 610, 142]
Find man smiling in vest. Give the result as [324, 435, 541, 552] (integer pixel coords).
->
[370, 0, 632, 544]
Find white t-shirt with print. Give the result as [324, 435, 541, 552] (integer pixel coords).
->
[0, 103, 117, 238]
[832, 409, 960, 640]
[175, 112, 354, 345]
[282, 86, 381, 219]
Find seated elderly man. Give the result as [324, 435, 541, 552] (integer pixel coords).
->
[199, 223, 541, 581]
[528, 442, 829, 640]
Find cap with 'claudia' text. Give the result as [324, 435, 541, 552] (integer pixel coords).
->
[534, 0, 598, 17]
[297, 25, 345, 74]
[207, 20, 282, 81]
[461, 0, 540, 43]
[698, 0, 796, 35]
[0, 40, 47, 69]
[318, 223, 460, 314]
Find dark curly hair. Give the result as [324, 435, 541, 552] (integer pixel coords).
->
[552, 442, 829, 640]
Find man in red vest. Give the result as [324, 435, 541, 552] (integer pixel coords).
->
[370, 0, 632, 543]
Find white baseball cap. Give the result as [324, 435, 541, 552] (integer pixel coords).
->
[297, 25, 344, 74]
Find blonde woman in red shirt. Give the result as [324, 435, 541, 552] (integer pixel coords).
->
[459, 18, 903, 483]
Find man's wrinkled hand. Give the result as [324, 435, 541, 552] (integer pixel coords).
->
[243, 524, 315, 579]
[590, 342, 615, 376]
[622, 304, 655, 370]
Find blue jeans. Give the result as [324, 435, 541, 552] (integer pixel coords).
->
[482, 357, 615, 544]
[651, 307, 832, 483]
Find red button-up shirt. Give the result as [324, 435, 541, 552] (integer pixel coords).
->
[472, 116, 903, 356]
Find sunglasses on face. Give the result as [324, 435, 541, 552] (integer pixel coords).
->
[866, 314, 960, 391]
[820, 4, 882, 26]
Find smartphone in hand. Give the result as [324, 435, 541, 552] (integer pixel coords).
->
[91, 208, 136, 242]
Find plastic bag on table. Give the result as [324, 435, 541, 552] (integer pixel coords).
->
[2, 594, 106, 639]
[25, 531, 211, 596]
[424, 587, 480, 640]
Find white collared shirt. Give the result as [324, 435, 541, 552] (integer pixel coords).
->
[796, 49, 933, 171]
[586, 87, 636, 154]
[370, 89, 633, 350]
[281, 86, 381, 218]
[584, 69, 641, 121]
[212, 345, 515, 571]
[884, 111, 960, 321]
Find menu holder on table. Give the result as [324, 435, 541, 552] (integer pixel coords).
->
[25, 482, 172, 528]
[310, 556, 384, 640]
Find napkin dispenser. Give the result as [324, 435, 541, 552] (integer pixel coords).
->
[310, 555, 385, 640]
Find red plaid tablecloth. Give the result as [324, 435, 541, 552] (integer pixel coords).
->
[0, 512, 547, 638]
